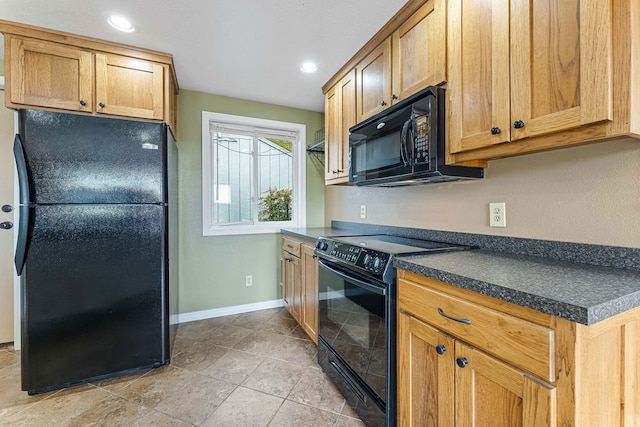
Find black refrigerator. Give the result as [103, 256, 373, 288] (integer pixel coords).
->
[13, 110, 178, 395]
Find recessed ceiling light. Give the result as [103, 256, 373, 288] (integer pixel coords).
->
[107, 15, 136, 33]
[300, 62, 318, 73]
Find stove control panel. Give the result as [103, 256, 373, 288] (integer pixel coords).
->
[315, 238, 390, 275]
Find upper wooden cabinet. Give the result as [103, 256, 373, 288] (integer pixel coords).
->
[325, 69, 356, 184]
[7, 37, 94, 113]
[355, 0, 446, 123]
[391, 0, 446, 103]
[356, 38, 392, 122]
[449, 0, 611, 153]
[1, 20, 178, 138]
[95, 53, 164, 121]
[446, 0, 640, 163]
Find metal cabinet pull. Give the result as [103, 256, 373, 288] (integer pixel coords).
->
[435, 345, 446, 355]
[437, 307, 471, 325]
[456, 357, 468, 368]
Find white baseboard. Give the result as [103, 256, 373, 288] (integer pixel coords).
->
[174, 299, 285, 324]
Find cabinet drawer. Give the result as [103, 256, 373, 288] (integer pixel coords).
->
[282, 237, 301, 257]
[398, 277, 555, 383]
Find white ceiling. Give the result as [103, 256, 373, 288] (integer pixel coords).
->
[0, 0, 408, 112]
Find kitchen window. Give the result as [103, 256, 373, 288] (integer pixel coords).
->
[202, 111, 306, 235]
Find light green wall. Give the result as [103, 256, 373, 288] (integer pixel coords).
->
[177, 89, 325, 314]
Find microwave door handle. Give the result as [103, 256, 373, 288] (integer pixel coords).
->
[400, 118, 412, 166]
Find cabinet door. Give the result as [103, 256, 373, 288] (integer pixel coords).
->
[281, 255, 289, 308]
[324, 84, 341, 182]
[301, 244, 318, 344]
[95, 53, 164, 120]
[8, 36, 93, 112]
[392, 0, 446, 103]
[338, 70, 356, 181]
[447, 0, 511, 154]
[397, 311, 455, 427]
[325, 70, 356, 184]
[455, 341, 556, 427]
[356, 38, 392, 122]
[290, 256, 302, 322]
[283, 252, 302, 322]
[509, 0, 611, 140]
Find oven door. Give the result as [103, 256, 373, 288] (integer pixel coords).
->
[317, 258, 390, 425]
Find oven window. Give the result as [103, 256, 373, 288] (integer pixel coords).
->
[318, 262, 388, 401]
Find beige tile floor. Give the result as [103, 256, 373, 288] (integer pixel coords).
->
[0, 308, 365, 426]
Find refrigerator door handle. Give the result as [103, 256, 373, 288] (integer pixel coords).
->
[13, 134, 31, 275]
[13, 134, 30, 205]
[14, 205, 29, 275]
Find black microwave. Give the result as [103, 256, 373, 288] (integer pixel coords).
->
[349, 86, 483, 187]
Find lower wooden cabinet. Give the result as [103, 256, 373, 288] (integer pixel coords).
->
[301, 244, 319, 344]
[397, 312, 455, 426]
[282, 238, 302, 322]
[281, 237, 318, 343]
[398, 311, 554, 427]
[397, 269, 640, 427]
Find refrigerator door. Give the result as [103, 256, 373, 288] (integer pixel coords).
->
[21, 204, 168, 393]
[18, 110, 167, 205]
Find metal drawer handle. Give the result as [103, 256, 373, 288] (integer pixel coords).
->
[437, 307, 471, 325]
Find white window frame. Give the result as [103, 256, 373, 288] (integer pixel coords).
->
[202, 111, 306, 236]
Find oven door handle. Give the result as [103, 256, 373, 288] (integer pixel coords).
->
[318, 259, 386, 296]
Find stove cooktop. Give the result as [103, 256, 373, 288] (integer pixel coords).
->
[315, 234, 471, 284]
[331, 234, 465, 254]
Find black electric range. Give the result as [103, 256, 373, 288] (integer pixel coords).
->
[314, 234, 472, 427]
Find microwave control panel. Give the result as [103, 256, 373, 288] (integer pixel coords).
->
[414, 114, 429, 165]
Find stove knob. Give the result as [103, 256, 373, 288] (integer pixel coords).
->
[363, 254, 372, 267]
[373, 257, 382, 270]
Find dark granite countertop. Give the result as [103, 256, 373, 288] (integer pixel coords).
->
[282, 222, 640, 326]
[280, 227, 366, 244]
[395, 250, 640, 325]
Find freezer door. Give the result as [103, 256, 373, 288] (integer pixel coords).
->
[21, 204, 168, 393]
[18, 110, 167, 204]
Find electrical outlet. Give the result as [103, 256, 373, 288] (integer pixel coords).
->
[245, 275, 253, 287]
[360, 205, 367, 219]
[489, 202, 506, 227]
